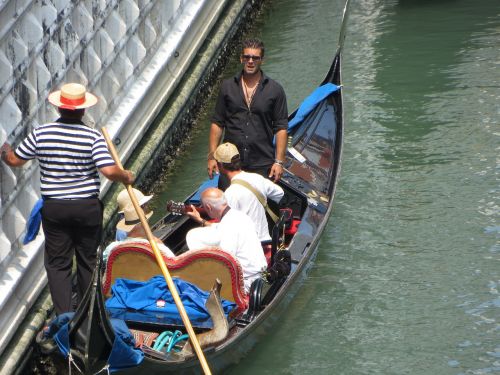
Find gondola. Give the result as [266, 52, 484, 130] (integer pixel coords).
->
[41, 2, 350, 373]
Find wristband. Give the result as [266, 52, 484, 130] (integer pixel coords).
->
[207, 152, 215, 161]
[274, 159, 284, 166]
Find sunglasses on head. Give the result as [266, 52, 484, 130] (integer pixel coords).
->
[241, 54, 262, 62]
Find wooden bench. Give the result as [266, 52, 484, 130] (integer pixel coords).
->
[103, 242, 248, 311]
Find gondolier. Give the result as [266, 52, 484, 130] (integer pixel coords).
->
[207, 38, 288, 188]
[0, 83, 135, 315]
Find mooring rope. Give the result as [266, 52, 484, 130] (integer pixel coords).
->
[67, 353, 83, 375]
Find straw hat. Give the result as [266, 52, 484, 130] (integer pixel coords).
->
[214, 142, 240, 163]
[116, 205, 153, 232]
[48, 83, 98, 110]
[117, 188, 153, 214]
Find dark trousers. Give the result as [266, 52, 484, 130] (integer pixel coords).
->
[41, 198, 103, 315]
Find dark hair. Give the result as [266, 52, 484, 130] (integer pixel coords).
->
[242, 38, 265, 58]
[218, 156, 242, 172]
[58, 108, 85, 119]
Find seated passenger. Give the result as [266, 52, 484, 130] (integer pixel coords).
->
[103, 205, 174, 263]
[185, 187, 267, 292]
[115, 188, 153, 241]
[214, 142, 284, 242]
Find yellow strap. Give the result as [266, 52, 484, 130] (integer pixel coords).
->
[231, 179, 279, 222]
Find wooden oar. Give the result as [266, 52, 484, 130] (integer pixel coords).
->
[102, 127, 212, 375]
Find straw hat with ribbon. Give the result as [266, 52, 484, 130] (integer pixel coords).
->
[48, 83, 98, 110]
[116, 205, 153, 233]
[117, 188, 153, 214]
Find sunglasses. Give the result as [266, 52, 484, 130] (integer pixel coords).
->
[241, 54, 262, 62]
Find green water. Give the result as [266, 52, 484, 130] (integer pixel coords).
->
[151, 0, 500, 374]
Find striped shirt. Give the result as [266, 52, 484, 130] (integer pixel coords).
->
[15, 120, 115, 199]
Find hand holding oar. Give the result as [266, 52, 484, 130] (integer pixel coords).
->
[102, 127, 212, 375]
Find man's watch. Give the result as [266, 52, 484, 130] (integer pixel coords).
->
[274, 159, 284, 166]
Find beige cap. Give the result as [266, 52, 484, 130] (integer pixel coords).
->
[214, 142, 240, 163]
[117, 188, 153, 214]
[116, 205, 153, 232]
[48, 83, 98, 110]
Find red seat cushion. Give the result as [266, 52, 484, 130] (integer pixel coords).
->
[103, 243, 248, 311]
[262, 244, 272, 267]
[285, 219, 301, 236]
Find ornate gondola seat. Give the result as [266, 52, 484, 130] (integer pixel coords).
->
[103, 242, 248, 311]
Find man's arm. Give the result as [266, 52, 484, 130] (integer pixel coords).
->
[269, 129, 287, 182]
[263, 175, 285, 203]
[186, 204, 212, 227]
[274, 129, 287, 163]
[99, 165, 135, 185]
[207, 123, 223, 179]
[1, 143, 28, 167]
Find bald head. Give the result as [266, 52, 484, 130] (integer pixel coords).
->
[201, 187, 227, 218]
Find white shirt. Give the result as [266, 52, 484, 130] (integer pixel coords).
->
[218, 209, 267, 291]
[186, 208, 267, 292]
[225, 171, 284, 241]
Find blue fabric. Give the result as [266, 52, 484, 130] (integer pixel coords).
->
[188, 175, 219, 205]
[115, 229, 128, 241]
[105, 276, 236, 321]
[107, 308, 216, 329]
[51, 312, 74, 357]
[107, 319, 144, 372]
[23, 198, 43, 244]
[50, 312, 144, 372]
[287, 83, 340, 131]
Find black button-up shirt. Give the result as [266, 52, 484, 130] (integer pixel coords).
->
[211, 71, 288, 169]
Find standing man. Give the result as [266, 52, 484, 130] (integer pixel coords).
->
[208, 38, 288, 187]
[1, 83, 135, 315]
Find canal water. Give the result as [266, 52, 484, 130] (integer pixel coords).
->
[149, 0, 500, 374]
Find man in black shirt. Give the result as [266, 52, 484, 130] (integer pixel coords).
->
[208, 38, 288, 188]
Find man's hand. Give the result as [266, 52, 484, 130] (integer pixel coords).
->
[208, 123, 223, 178]
[186, 204, 202, 223]
[1, 142, 27, 167]
[0, 143, 11, 154]
[269, 163, 284, 182]
[122, 170, 135, 185]
[0, 143, 10, 162]
[207, 159, 219, 179]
